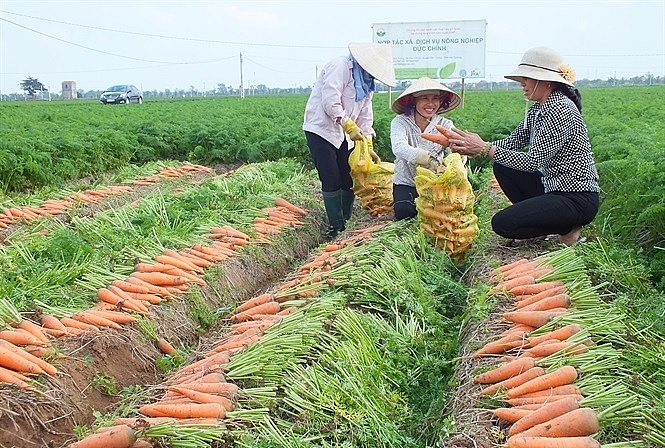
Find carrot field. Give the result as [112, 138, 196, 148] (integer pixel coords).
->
[0, 86, 663, 448]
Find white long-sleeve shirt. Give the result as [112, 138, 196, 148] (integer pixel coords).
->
[303, 56, 375, 148]
[391, 112, 454, 187]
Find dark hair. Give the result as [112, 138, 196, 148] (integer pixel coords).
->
[553, 83, 583, 112]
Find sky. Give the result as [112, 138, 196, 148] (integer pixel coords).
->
[0, 0, 664, 95]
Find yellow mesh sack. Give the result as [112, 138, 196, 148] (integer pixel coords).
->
[349, 139, 394, 217]
[415, 152, 479, 259]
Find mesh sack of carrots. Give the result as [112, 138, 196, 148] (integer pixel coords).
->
[348, 138, 395, 217]
[414, 152, 479, 258]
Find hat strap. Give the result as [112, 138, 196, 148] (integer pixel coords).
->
[520, 63, 561, 74]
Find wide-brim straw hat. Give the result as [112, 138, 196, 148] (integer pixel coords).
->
[504, 46, 576, 87]
[391, 77, 461, 114]
[348, 42, 397, 87]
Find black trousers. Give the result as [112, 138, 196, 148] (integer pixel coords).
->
[393, 184, 418, 221]
[304, 131, 353, 192]
[491, 163, 599, 239]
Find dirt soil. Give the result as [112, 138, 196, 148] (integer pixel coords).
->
[0, 166, 552, 448]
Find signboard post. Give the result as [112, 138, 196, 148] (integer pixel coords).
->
[373, 20, 486, 107]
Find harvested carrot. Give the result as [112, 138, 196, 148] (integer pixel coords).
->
[131, 271, 189, 287]
[508, 396, 581, 436]
[110, 279, 153, 295]
[107, 285, 151, 313]
[169, 382, 238, 398]
[231, 301, 281, 322]
[515, 383, 582, 398]
[480, 366, 545, 396]
[0, 341, 47, 375]
[493, 275, 536, 294]
[16, 319, 51, 345]
[507, 436, 600, 448]
[519, 293, 571, 312]
[0, 365, 33, 389]
[135, 262, 205, 286]
[517, 407, 600, 438]
[235, 293, 276, 314]
[527, 324, 583, 347]
[168, 386, 235, 408]
[510, 280, 564, 297]
[168, 249, 211, 268]
[522, 340, 589, 358]
[209, 225, 250, 240]
[508, 394, 585, 406]
[508, 365, 578, 398]
[472, 332, 527, 357]
[473, 356, 536, 384]
[68, 423, 137, 448]
[274, 198, 307, 216]
[124, 276, 174, 299]
[0, 328, 46, 347]
[87, 309, 137, 325]
[492, 407, 533, 423]
[502, 309, 569, 328]
[139, 402, 227, 419]
[515, 285, 568, 307]
[157, 338, 179, 356]
[61, 317, 100, 333]
[72, 311, 123, 330]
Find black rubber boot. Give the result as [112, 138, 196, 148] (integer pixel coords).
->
[322, 190, 345, 238]
[341, 189, 355, 221]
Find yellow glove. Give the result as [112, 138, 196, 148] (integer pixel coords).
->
[366, 138, 381, 163]
[342, 118, 365, 141]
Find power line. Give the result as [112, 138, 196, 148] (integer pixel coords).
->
[0, 9, 343, 49]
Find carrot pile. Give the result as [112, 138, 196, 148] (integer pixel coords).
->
[473, 254, 606, 448]
[348, 138, 395, 217]
[131, 163, 213, 186]
[414, 152, 479, 259]
[251, 198, 307, 241]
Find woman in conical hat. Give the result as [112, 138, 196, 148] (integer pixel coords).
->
[438, 47, 599, 246]
[390, 76, 461, 221]
[303, 42, 395, 238]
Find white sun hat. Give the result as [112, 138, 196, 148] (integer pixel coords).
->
[391, 77, 461, 114]
[348, 42, 397, 87]
[504, 46, 576, 87]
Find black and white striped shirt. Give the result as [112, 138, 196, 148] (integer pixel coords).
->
[492, 90, 600, 193]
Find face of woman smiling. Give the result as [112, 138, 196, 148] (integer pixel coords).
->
[414, 94, 441, 120]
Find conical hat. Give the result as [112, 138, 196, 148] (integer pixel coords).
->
[391, 77, 461, 114]
[348, 42, 397, 87]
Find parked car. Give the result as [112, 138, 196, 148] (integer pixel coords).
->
[100, 85, 143, 104]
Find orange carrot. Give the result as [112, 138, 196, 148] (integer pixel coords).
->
[521, 341, 589, 358]
[514, 384, 582, 399]
[492, 407, 533, 423]
[87, 309, 137, 325]
[106, 285, 151, 313]
[230, 320, 276, 334]
[168, 386, 235, 408]
[209, 225, 250, 240]
[72, 311, 123, 330]
[519, 293, 571, 312]
[139, 402, 227, 419]
[502, 309, 569, 328]
[495, 259, 537, 278]
[68, 424, 137, 448]
[510, 280, 564, 297]
[515, 285, 568, 307]
[157, 338, 179, 356]
[507, 436, 600, 448]
[130, 271, 189, 287]
[517, 407, 600, 438]
[168, 382, 238, 398]
[170, 249, 211, 269]
[527, 324, 583, 347]
[16, 319, 51, 345]
[508, 365, 578, 398]
[0, 328, 46, 346]
[153, 254, 200, 274]
[234, 293, 276, 314]
[473, 357, 536, 384]
[97, 287, 147, 314]
[0, 365, 33, 389]
[61, 316, 101, 333]
[508, 397, 582, 436]
[0, 340, 48, 375]
[493, 275, 536, 294]
[274, 197, 307, 216]
[508, 394, 585, 406]
[110, 279, 153, 295]
[472, 332, 527, 358]
[480, 366, 545, 396]
[207, 331, 263, 354]
[135, 262, 206, 286]
[124, 276, 174, 299]
[231, 301, 281, 322]
[41, 314, 69, 333]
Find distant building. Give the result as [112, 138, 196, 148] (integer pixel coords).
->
[62, 81, 77, 100]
